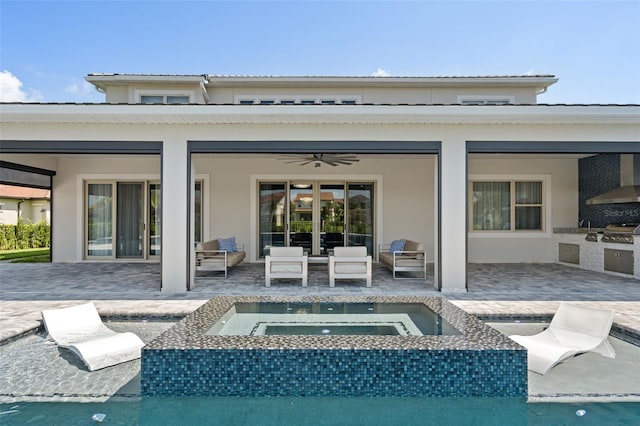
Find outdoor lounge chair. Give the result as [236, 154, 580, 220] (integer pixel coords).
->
[41, 302, 145, 371]
[509, 302, 616, 375]
[329, 246, 372, 287]
[265, 246, 308, 287]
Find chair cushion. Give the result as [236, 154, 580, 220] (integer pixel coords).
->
[218, 237, 237, 252]
[334, 246, 367, 257]
[271, 263, 302, 273]
[395, 258, 424, 267]
[335, 263, 368, 273]
[269, 246, 303, 256]
[226, 251, 246, 267]
[202, 239, 219, 251]
[388, 239, 406, 253]
[379, 252, 393, 267]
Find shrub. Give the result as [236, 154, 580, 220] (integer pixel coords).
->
[0, 220, 50, 250]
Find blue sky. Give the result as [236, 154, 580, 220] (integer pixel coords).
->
[1, 0, 639, 103]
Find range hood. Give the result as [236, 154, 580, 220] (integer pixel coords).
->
[586, 154, 640, 205]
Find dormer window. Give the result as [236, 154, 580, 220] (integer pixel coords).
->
[135, 90, 194, 104]
[233, 95, 362, 105]
[458, 95, 514, 105]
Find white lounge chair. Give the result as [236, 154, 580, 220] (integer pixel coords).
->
[510, 302, 616, 375]
[41, 302, 145, 371]
[329, 246, 372, 287]
[265, 246, 308, 287]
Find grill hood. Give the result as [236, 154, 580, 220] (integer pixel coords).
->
[586, 154, 640, 205]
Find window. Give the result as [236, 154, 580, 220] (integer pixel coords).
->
[233, 95, 362, 104]
[471, 180, 544, 232]
[136, 90, 194, 104]
[458, 95, 514, 105]
[140, 95, 190, 104]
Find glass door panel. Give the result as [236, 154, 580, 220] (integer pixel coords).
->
[319, 184, 345, 255]
[289, 183, 313, 254]
[347, 183, 374, 255]
[259, 183, 286, 257]
[116, 182, 144, 258]
[87, 183, 113, 257]
[149, 183, 161, 257]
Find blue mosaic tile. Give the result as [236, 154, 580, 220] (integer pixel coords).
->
[141, 296, 527, 398]
[579, 154, 640, 227]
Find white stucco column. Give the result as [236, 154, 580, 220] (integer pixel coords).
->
[161, 138, 189, 292]
[439, 138, 468, 292]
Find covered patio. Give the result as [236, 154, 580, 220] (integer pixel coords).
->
[1, 261, 638, 301]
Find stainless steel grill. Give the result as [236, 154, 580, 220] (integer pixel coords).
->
[601, 223, 640, 244]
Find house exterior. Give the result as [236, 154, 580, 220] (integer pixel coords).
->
[0, 184, 50, 225]
[0, 74, 638, 291]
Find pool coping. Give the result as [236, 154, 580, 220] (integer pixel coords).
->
[144, 295, 524, 351]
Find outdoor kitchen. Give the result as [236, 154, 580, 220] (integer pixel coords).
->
[554, 154, 640, 279]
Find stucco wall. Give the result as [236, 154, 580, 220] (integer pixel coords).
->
[52, 155, 160, 261]
[193, 155, 436, 262]
[207, 86, 537, 105]
[468, 156, 579, 263]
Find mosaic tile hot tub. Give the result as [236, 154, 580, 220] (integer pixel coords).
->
[141, 296, 527, 398]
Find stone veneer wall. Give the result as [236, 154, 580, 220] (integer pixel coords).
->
[141, 296, 527, 398]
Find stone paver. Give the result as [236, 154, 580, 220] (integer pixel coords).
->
[1, 261, 639, 341]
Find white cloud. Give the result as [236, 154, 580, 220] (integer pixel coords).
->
[524, 69, 535, 76]
[64, 80, 94, 95]
[371, 68, 391, 77]
[0, 70, 43, 102]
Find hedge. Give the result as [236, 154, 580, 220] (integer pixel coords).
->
[0, 220, 50, 250]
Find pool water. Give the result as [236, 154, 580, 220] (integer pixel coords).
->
[208, 301, 461, 336]
[264, 324, 402, 335]
[1, 398, 638, 425]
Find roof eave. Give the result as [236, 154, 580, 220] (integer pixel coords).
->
[1, 104, 638, 126]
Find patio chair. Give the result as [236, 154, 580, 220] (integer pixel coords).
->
[41, 302, 145, 371]
[509, 302, 616, 375]
[195, 237, 246, 278]
[265, 246, 308, 287]
[378, 239, 427, 279]
[329, 246, 372, 287]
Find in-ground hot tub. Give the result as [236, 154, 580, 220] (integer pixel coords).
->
[142, 296, 527, 398]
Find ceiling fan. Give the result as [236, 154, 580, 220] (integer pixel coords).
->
[279, 153, 359, 167]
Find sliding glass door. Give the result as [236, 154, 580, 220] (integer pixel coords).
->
[289, 183, 314, 253]
[87, 183, 113, 257]
[258, 183, 287, 257]
[86, 181, 160, 259]
[116, 183, 144, 258]
[319, 184, 345, 255]
[347, 183, 374, 255]
[258, 180, 373, 257]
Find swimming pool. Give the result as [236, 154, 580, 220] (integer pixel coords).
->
[1, 397, 639, 425]
[1, 306, 639, 425]
[142, 296, 527, 398]
[206, 301, 462, 336]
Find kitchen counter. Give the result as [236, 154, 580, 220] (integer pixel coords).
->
[554, 232, 639, 280]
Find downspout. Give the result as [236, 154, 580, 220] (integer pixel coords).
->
[17, 199, 24, 222]
[200, 78, 210, 104]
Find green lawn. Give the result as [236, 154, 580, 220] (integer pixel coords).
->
[0, 248, 50, 263]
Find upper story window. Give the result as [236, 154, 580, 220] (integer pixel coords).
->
[135, 90, 195, 104]
[458, 95, 514, 105]
[234, 95, 361, 105]
[470, 178, 545, 232]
